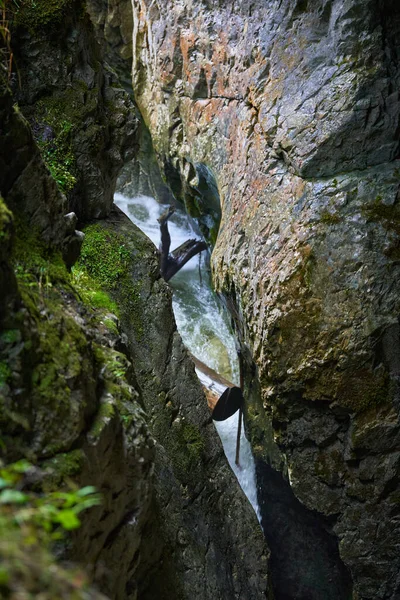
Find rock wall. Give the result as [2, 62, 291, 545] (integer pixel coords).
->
[130, 1, 400, 598]
[0, 193, 153, 599]
[10, 0, 137, 221]
[1, 1, 271, 597]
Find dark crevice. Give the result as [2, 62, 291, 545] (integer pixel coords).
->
[256, 460, 353, 600]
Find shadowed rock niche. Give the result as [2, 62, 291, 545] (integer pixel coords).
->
[256, 461, 353, 600]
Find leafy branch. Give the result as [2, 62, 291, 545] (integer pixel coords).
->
[0, 459, 101, 536]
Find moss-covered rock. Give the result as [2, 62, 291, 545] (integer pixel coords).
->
[0, 192, 154, 598]
[13, 0, 78, 33]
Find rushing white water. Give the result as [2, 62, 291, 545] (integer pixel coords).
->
[114, 192, 260, 520]
[214, 414, 261, 521]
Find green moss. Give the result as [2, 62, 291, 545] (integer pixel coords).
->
[25, 287, 88, 410]
[103, 317, 118, 335]
[183, 193, 203, 219]
[33, 101, 76, 193]
[13, 0, 77, 34]
[0, 330, 20, 345]
[71, 265, 119, 315]
[78, 224, 145, 340]
[88, 342, 136, 439]
[42, 449, 85, 489]
[78, 224, 130, 289]
[88, 394, 116, 440]
[0, 362, 11, 387]
[181, 422, 205, 457]
[8, 217, 94, 420]
[12, 216, 70, 286]
[92, 344, 135, 408]
[28, 82, 102, 194]
[209, 221, 220, 247]
[0, 197, 13, 244]
[319, 210, 341, 225]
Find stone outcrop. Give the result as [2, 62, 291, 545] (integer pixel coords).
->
[0, 82, 83, 266]
[130, 1, 400, 598]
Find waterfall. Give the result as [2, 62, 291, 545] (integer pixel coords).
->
[114, 192, 261, 521]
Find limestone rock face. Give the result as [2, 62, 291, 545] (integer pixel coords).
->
[130, 1, 400, 598]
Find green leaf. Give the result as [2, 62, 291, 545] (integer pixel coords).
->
[0, 478, 10, 489]
[0, 489, 28, 504]
[74, 496, 101, 513]
[0, 567, 9, 585]
[55, 509, 81, 530]
[76, 486, 97, 497]
[12, 459, 32, 473]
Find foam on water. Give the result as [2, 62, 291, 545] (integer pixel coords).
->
[114, 192, 261, 521]
[114, 193, 201, 270]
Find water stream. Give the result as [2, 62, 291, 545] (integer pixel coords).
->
[114, 192, 260, 521]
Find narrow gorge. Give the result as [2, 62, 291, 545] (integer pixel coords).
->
[0, 1, 399, 599]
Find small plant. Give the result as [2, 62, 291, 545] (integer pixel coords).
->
[33, 101, 77, 194]
[36, 116, 76, 193]
[0, 459, 101, 537]
[0, 361, 11, 387]
[71, 265, 119, 315]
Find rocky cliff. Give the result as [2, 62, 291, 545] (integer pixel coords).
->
[0, 0, 269, 598]
[130, 1, 400, 598]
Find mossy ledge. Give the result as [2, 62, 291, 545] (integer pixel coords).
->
[76, 220, 149, 341]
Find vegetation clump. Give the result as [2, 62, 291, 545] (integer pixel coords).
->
[319, 210, 341, 225]
[0, 195, 13, 244]
[71, 266, 119, 315]
[78, 224, 130, 290]
[77, 223, 145, 339]
[12, 215, 70, 285]
[13, 0, 76, 34]
[33, 100, 77, 193]
[0, 459, 101, 598]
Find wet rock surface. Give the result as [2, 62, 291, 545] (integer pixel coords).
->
[130, 0, 400, 597]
